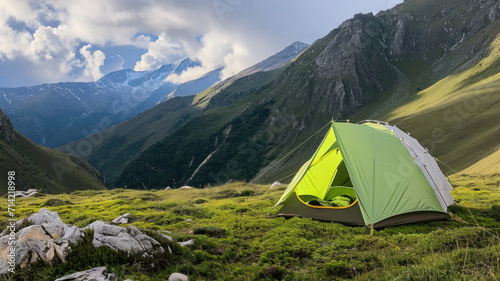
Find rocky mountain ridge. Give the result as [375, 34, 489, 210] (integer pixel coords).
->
[0, 58, 216, 148]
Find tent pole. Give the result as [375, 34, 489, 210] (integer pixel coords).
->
[370, 224, 374, 236]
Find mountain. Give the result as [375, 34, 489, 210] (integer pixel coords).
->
[114, 0, 500, 189]
[0, 109, 105, 194]
[235, 41, 310, 77]
[0, 57, 221, 148]
[158, 67, 223, 102]
[58, 42, 310, 186]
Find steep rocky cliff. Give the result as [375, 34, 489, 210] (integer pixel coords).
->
[0, 109, 15, 143]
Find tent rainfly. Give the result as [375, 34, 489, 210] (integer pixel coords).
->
[274, 121, 455, 228]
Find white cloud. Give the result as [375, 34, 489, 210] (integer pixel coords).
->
[134, 33, 185, 71]
[79, 44, 105, 81]
[0, 0, 402, 86]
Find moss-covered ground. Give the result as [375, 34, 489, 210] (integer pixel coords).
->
[1, 174, 499, 280]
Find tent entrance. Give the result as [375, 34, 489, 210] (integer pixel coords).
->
[296, 147, 358, 209]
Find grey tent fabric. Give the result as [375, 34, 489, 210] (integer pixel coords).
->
[385, 125, 454, 210]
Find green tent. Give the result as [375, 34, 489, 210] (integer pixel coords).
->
[274, 121, 455, 228]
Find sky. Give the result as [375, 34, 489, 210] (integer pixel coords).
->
[0, 0, 403, 88]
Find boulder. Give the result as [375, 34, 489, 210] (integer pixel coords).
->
[28, 208, 64, 225]
[0, 208, 83, 275]
[111, 213, 131, 225]
[168, 272, 189, 281]
[54, 266, 117, 281]
[179, 186, 192, 190]
[85, 221, 164, 255]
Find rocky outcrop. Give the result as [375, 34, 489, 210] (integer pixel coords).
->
[84, 221, 164, 256]
[0, 209, 170, 275]
[0, 109, 16, 143]
[54, 266, 117, 281]
[0, 208, 84, 274]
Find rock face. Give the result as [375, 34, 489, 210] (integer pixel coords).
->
[0, 208, 84, 275]
[54, 266, 117, 281]
[0, 109, 16, 143]
[85, 221, 164, 255]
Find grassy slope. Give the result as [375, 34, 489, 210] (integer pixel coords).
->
[462, 148, 500, 175]
[0, 131, 105, 194]
[347, 28, 500, 175]
[383, 35, 500, 174]
[3, 175, 499, 280]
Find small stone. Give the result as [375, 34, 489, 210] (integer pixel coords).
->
[111, 213, 131, 225]
[270, 181, 285, 189]
[168, 272, 189, 281]
[160, 233, 173, 242]
[54, 266, 117, 281]
[185, 219, 193, 223]
[178, 239, 194, 247]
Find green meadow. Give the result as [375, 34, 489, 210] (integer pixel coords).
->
[2, 174, 499, 280]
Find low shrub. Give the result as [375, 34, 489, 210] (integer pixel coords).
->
[43, 198, 74, 207]
[193, 226, 227, 238]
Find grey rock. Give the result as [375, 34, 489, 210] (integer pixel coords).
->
[14, 189, 40, 198]
[59, 225, 84, 245]
[0, 208, 83, 274]
[28, 208, 64, 225]
[126, 225, 142, 236]
[178, 239, 194, 247]
[111, 213, 131, 225]
[160, 233, 174, 242]
[55, 266, 117, 281]
[269, 181, 285, 189]
[185, 219, 193, 223]
[0, 218, 24, 236]
[168, 272, 189, 281]
[85, 221, 164, 255]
